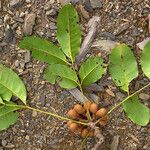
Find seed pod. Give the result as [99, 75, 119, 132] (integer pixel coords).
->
[83, 101, 91, 110]
[74, 104, 85, 114]
[81, 128, 89, 137]
[89, 103, 98, 114]
[67, 120, 73, 126]
[69, 123, 78, 132]
[67, 109, 78, 119]
[96, 108, 107, 117]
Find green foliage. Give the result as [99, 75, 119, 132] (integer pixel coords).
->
[44, 64, 78, 89]
[57, 4, 81, 62]
[0, 102, 20, 131]
[0, 64, 27, 104]
[109, 44, 138, 93]
[141, 42, 150, 78]
[19, 36, 67, 65]
[79, 57, 105, 86]
[123, 95, 149, 126]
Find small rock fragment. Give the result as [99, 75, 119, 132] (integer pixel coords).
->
[5, 143, 15, 148]
[110, 135, 120, 150]
[1, 140, 7, 147]
[10, 0, 24, 8]
[25, 135, 30, 140]
[92, 40, 118, 52]
[77, 4, 89, 19]
[139, 93, 150, 100]
[24, 51, 31, 63]
[114, 22, 129, 35]
[32, 110, 37, 117]
[106, 89, 115, 97]
[90, 0, 102, 9]
[24, 13, 36, 35]
[4, 27, 15, 43]
[49, 22, 57, 30]
[46, 9, 57, 16]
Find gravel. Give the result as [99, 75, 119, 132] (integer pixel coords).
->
[0, 0, 150, 149]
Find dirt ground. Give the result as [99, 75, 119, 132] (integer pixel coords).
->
[0, 0, 150, 150]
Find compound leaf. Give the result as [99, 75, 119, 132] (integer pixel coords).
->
[19, 36, 67, 65]
[123, 95, 149, 126]
[0, 102, 20, 131]
[57, 4, 81, 61]
[109, 44, 138, 93]
[0, 64, 27, 104]
[79, 57, 105, 86]
[141, 42, 150, 78]
[44, 64, 78, 89]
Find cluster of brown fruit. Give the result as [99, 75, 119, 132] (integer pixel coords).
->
[67, 101, 108, 137]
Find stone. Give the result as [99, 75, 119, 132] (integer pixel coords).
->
[83, 0, 93, 12]
[25, 135, 30, 140]
[90, 0, 102, 9]
[46, 9, 57, 16]
[10, 0, 24, 8]
[24, 51, 31, 63]
[1, 140, 7, 147]
[100, 32, 116, 41]
[4, 27, 15, 43]
[32, 110, 37, 117]
[23, 13, 36, 35]
[49, 22, 57, 30]
[139, 93, 150, 100]
[77, 4, 89, 19]
[136, 37, 150, 50]
[5, 143, 15, 148]
[92, 40, 118, 52]
[110, 135, 120, 150]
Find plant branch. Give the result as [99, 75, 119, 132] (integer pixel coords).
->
[94, 82, 150, 125]
[108, 82, 150, 114]
[5, 104, 88, 126]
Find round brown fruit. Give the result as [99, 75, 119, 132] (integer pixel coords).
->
[83, 101, 91, 110]
[74, 104, 85, 114]
[67, 120, 73, 126]
[81, 128, 89, 137]
[67, 109, 78, 119]
[96, 108, 107, 117]
[89, 103, 98, 114]
[69, 123, 78, 132]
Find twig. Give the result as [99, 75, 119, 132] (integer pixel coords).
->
[76, 16, 100, 64]
[88, 122, 104, 150]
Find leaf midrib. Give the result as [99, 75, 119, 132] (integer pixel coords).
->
[81, 62, 101, 85]
[28, 46, 67, 64]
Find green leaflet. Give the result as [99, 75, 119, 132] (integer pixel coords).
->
[0, 102, 20, 131]
[19, 36, 67, 65]
[141, 42, 150, 78]
[109, 44, 138, 93]
[79, 57, 105, 86]
[0, 64, 27, 104]
[57, 4, 81, 62]
[123, 95, 149, 126]
[44, 64, 78, 89]
[0, 85, 12, 102]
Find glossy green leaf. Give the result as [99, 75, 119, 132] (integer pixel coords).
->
[0, 64, 27, 104]
[79, 57, 105, 86]
[109, 44, 138, 93]
[141, 42, 150, 78]
[123, 95, 149, 126]
[44, 64, 78, 89]
[0, 102, 20, 131]
[57, 4, 81, 61]
[0, 85, 12, 101]
[19, 36, 67, 65]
